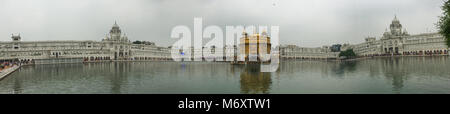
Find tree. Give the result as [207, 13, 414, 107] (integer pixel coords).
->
[438, 0, 450, 47]
[132, 40, 142, 44]
[339, 49, 356, 58]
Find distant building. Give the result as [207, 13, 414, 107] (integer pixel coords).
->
[330, 44, 342, 52]
[0, 22, 171, 63]
[280, 45, 339, 59]
[279, 15, 449, 59]
[351, 16, 449, 56]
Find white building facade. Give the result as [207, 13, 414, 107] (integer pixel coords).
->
[0, 22, 171, 63]
[280, 16, 449, 59]
[351, 16, 449, 56]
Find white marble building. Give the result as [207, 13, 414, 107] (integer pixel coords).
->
[280, 45, 339, 59]
[280, 16, 449, 59]
[352, 16, 449, 56]
[0, 22, 171, 63]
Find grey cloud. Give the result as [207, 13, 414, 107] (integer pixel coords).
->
[0, 0, 445, 47]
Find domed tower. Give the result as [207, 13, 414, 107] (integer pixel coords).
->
[239, 28, 249, 61]
[102, 34, 108, 41]
[259, 29, 271, 55]
[382, 28, 391, 39]
[238, 28, 272, 63]
[390, 15, 403, 36]
[261, 29, 268, 38]
[122, 33, 129, 42]
[110, 21, 122, 41]
[11, 33, 21, 41]
[402, 28, 409, 36]
[242, 28, 248, 38]
[11, 34, 21, 49]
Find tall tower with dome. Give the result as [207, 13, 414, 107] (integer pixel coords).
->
[380, 15, 410, 55]
[103, 21, 129, 42]
[102, 21, 132, 60]
[390, 15, 402, 36]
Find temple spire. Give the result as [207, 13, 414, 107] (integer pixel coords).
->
[112, 21, 120, 28]
[393, 15, 399, 22]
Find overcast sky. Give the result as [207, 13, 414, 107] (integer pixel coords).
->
[0, 0, 445, 47]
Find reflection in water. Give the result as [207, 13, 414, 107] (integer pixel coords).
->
[239, 65, 272, 94]
[277, 56, 450, 93]
[380, 58, 406, 93]
[0, 56, 449, 94]
[332, 61, 358, 77]
[13, 73, 22, 94]
[110, 62, 126, 94]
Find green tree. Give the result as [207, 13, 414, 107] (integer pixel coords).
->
[339, 49, 356, 58]
[438, 0, 450, 47]
[132, 40, 142, 44]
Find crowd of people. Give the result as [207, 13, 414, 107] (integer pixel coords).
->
[0, 61, 18, 72]
[403, 50, 448, 56]
[0, 60, 33, 72]
[355, 50, 449, 57]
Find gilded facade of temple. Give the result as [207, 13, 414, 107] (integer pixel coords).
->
[239, 29, 272, 62]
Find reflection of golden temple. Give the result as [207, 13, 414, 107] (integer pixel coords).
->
[239, 65, 272, 94]
[235, 29, 271, 64]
